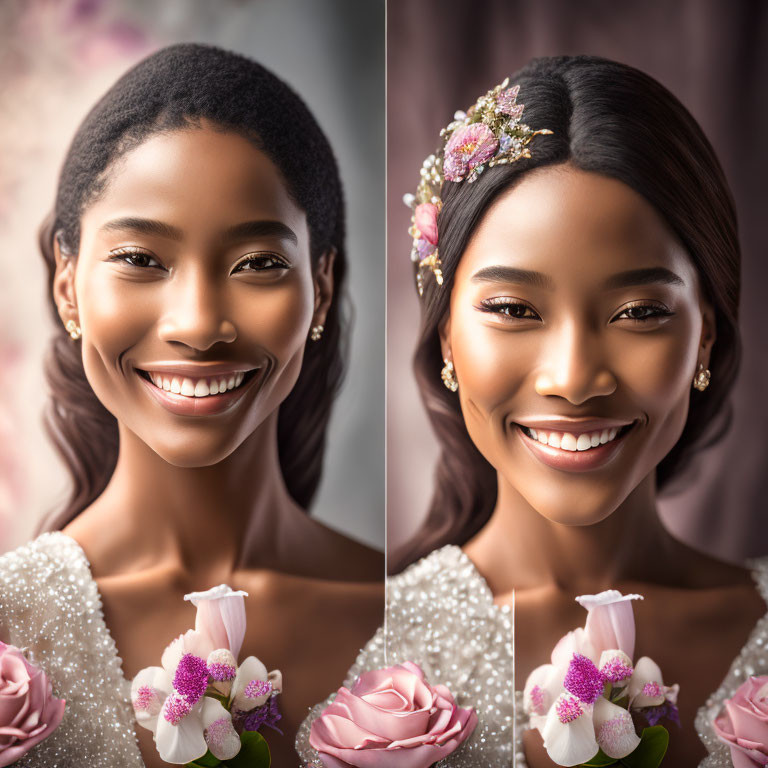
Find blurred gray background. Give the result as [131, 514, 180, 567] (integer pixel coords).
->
[387, 0, 768, 562]
[0, 0, 384, 551]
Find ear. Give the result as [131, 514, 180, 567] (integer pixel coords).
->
[52, 231, 79, 328]
[438, 313, 452, 362]
[698, 299, 717, 369]
[312, 248, 336, 326]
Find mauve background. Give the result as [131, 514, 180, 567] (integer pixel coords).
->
[387, 0, 768, 561]
[0, 0, 384, 552]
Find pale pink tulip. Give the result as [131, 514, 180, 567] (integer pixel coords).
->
[575, 590, 643, 659]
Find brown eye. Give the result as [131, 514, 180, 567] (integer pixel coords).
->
[232, 254, 289, 273]
[479, 298, 541, 320]
[108, 248, 162, 269]
[614, 304, 673, 322]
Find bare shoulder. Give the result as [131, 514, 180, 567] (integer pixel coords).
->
[281, 514, 384, 582]
[636, 544, 767, 650]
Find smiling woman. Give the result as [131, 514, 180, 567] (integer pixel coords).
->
[299, 56, 765, 768]
[0, 43, 382, 768]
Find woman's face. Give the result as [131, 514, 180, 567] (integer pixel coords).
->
[54, 120, 332, 467]
[441, 164, 716, 525]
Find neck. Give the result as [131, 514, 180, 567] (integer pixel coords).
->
[70, 410, 307, 581]
[465, 470, 681, 596]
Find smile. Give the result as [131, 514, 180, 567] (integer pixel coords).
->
[514, 420, 637, 472]
[137, 368, 258, 398]
[135, 367, 262, 416]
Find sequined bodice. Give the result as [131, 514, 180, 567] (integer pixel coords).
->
[695, 557, 768, 766]
[296, 546, 526, 767]
[296, 546, 768, 768]
[0, 531, 144, 767]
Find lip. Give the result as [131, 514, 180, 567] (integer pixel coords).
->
[515, 419, 638, 472]
[133, 361, 256, 377]
[515, 417, 634, 435]
[135, 366, 263, 417]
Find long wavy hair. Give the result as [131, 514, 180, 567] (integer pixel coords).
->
[392, 55, 741, 573]
[36, 43, 349, 532]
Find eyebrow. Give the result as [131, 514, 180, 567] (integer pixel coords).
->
[470, 265, 685, 289]
[99, 217, 298, 246]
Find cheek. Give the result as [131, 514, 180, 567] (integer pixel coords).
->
[449, 302, 531, 457]
[76, 269, 153, 414]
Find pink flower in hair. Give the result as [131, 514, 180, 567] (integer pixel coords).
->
[443, 123, 498, 182]
[413, 203, 439, 245]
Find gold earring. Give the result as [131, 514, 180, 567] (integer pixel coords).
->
[65, 319, 81, 340]
[310, 324, 324, 342]
[692, 363, 711, 391]
[441, 359, 458, 392]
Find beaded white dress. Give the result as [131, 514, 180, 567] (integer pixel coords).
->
[295, 545, 768, 768]
[0, 531, 144, 767]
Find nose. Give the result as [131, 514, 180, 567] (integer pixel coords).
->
[533, 319, 617, 405]
[156, 266, 237, 351]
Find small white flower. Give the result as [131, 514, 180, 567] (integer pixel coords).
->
[593, 697, 641, 759]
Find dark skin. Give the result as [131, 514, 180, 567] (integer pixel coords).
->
[438, 165, 764, 766]
[47, 121, 383, 767]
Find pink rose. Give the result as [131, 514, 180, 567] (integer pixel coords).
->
[309, 661, 477, 768]
[714, 676, 768, 768]
[0, 641, 65, 767]
[413, 203, 439, 246]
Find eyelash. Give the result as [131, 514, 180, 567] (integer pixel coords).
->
[478, 298, 674, 323]
[107, 248, 289, 273]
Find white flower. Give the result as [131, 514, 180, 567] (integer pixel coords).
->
[627, 656, 670, 707]
[131, 655, 240, 764]
[541, 693, 598, 766]
[524, 663, 564, 732]
[231, 655, 283, 711]
[593, 697, 641, 758]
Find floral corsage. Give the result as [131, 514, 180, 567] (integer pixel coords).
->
[130, 585, 280, 767]
[0, 640, 65, 766]
[309, 660, 477, 767]
[524, 591, 678, 767]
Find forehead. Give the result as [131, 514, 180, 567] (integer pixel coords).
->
[456, 164, 698, 290]
[81, 121, 307, 242]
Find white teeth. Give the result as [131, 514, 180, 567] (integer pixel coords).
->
[144, 370, 253, 398]
[523, 423, 631, 452]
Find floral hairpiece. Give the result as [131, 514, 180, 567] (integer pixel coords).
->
[403, 77, 553, 296]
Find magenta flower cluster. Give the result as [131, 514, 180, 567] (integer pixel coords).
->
[563, 653, 606, 705]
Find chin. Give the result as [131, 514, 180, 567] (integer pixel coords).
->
[146, 436, 244, 468]
[514, 481, 626, 527]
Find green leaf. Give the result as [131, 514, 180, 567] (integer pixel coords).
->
[186, 751, 222, 768]
[619, 726, 669, 768]
[222, 731, 271, 768]
[581, 747, 619, 766]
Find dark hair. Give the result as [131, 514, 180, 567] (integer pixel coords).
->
[393, 55, 740, 572]
[37, 42, 348, 532]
